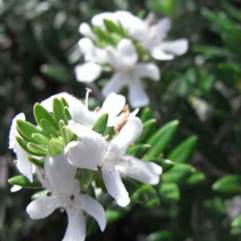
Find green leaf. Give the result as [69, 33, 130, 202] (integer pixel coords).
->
[137, 119, 157, 143]
[53, 98, 68, 123]
[93, 26, 116, 46]
[41, 65, 69, 83]
[48, 137, 65, 156]
[231, 215, 241, 235]
[92, 113, 108, 134]
[127, 144, 151, 157]
[107, 209, 124, 224]
[103, 19, 125, 36]
[168, 135, 198, 163]
[186, 172, 205, 186]
[34, 103, 58, 134]
[132, 185, 160, 208]
[212, 175, 241, 194]
[16, 137, 35, 156]
[147, 231, 174, 241]
[28, 156, 44, 167]
[39, 119, 59, 137]
[16, 120, 43, 142]
[159, 183, 180, 202]
[162, 164, 195, 183]
[31, 133, 50, 145]
[140, 107, 154, 122]
[27, 142, 48, 156]
[8, 175, 40, 189]
[144, 120, 179, 160]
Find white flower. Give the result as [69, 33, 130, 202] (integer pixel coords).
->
[66, 116, 162, 207]
[90, 11, 146, 38]
[41, 91, 126, 127]
[27, 153, 106, 241]
[9, 113, 34, 182]
[103, 39, 160, 108]
[136, 17, 188, 61]
[86, 11, 188, 61]
[75, 38, 107, 83]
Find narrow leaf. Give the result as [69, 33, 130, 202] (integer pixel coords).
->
[168, 135, 198, 163]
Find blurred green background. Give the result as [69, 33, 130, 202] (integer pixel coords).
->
[1, 0, 241, 240]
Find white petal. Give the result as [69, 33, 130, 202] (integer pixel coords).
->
[45, 153, 77, 194]
[75, 62, 101, 83]
[134, 63, 160, 81]
[66, 122, 107, 169]
[26, 196, 61, 219]
[9, 113, 25, 149]
[78, 38, 96, 61]
[150, 47, 174, 60]
[41, 92, 96, 126]
[79, 194, 106, 231]
[79, 23, 95, 39]
[91, 12, 116, 28]
[63, 209, 86, 241]
[15, 144, 33, 182]
[151, 18, 171, 42]
[128, 79, 149, 108]
[78, 38, 107, 63]
[102, 72, 127, 97]
[102, 165, 130, 207]
[10, 185, 22, 192]
[9, 113, 33, 181]
[118, 156, 162, 185]
[100, 93, 126, 126]
[109, 116, 143, 154]
[115, 11, 147, 40]
[159, 39, 189, 56]
[107, 39, 137, 69]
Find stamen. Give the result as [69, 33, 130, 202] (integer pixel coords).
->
[85, 88, 92, 107]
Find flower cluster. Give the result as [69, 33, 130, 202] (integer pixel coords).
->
[75, 11, 188, 107]
[9, 92, 162, 241]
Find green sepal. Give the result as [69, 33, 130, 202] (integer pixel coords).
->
[48, 137, 65, 156]
[8, 175, 40, 189]
[144, 120, 179, 160]
[78, 169, 94, 191]
[27, 142, 48, 156]
[168, 135, 198, 163]
[92, 113, 108, 134]
[62, 127, 75, 144]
